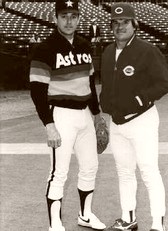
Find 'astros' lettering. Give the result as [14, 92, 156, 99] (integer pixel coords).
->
[56, 51, 92, 68]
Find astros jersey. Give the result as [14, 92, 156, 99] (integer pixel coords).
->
[30, 29, 100, 125]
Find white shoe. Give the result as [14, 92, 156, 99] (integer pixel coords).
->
[78, 212, 106, 230]
[49, 225, 65, 231]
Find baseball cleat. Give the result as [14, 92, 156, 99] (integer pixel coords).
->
[150, 226, 166, 231]
[49, 225, 65, 231]
[105, 218, 138, 230]
[78, 212, 106, 230]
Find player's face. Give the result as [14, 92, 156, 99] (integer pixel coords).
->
[112, 19, 135, 43]
[56, 12, 79, 39]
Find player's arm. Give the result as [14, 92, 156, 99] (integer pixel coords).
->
[30, 48, 61, 148]
[88, 67, 100, 114]
[137, 46, 168, 106]
[89, 73, 107, 128]
[30, 60, 53, 126]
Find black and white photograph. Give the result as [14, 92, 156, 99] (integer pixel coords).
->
[0, 0, 168, 231]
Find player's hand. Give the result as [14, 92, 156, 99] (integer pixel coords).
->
[45, 123, 61, 149]
[94, 113, 105, 130]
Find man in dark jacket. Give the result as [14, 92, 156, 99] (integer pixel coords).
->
[100, 3, 168, 231]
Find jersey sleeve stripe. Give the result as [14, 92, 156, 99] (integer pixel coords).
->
[30, 74, 50, 84]
[90, 64, 94, 75]
[30, 60, 51, 83]
[31, 60, 51, 71]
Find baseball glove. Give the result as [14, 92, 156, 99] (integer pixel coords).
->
[95, 117, 109, 154]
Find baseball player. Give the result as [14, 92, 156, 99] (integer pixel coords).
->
[100, 3, 168, 231]
[29, 0, 106, 231]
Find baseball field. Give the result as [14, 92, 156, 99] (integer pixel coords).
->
[0, 86, 168, 231]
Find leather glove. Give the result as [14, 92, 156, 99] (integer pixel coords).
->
[95, 117, 109, 154]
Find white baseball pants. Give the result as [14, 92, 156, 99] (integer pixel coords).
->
[46, 106, 98, 200]
[109, 105, 166, 217]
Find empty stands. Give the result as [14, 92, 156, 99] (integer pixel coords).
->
[0, 1, 168, 57]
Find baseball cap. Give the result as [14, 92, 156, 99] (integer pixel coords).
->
[56, 0, 79, 14]
[111, 3, 135, 20]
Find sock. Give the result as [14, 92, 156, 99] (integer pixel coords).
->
[152, 216, 164, 230]
[78, 189, 94, 217]
[122, 210, 136, 223]
[46, 198, 62, 228]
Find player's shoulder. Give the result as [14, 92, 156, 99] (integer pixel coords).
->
[75, 33, 89, 44]
[136, 36, 164, 58]
[32, 30, 61, 55]
[134, 36, 158, 52]
[132, 37, 167, 66]
[74, 33, 91, 51]
[103, 42, 115, 55]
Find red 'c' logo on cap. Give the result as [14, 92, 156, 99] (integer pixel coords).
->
[115, 7, 123, 14]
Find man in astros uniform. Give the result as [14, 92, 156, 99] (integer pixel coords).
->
[29, 0, 106, 230]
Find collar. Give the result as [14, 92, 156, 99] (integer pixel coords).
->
[115, 34, 136, 49]
[54, 28, 76, 47]
[127, 34, 135, 46]
[68, 38, 74, 44]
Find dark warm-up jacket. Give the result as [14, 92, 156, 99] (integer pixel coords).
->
[30, 29, 100, 126]
[100, 36, 168, 124]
